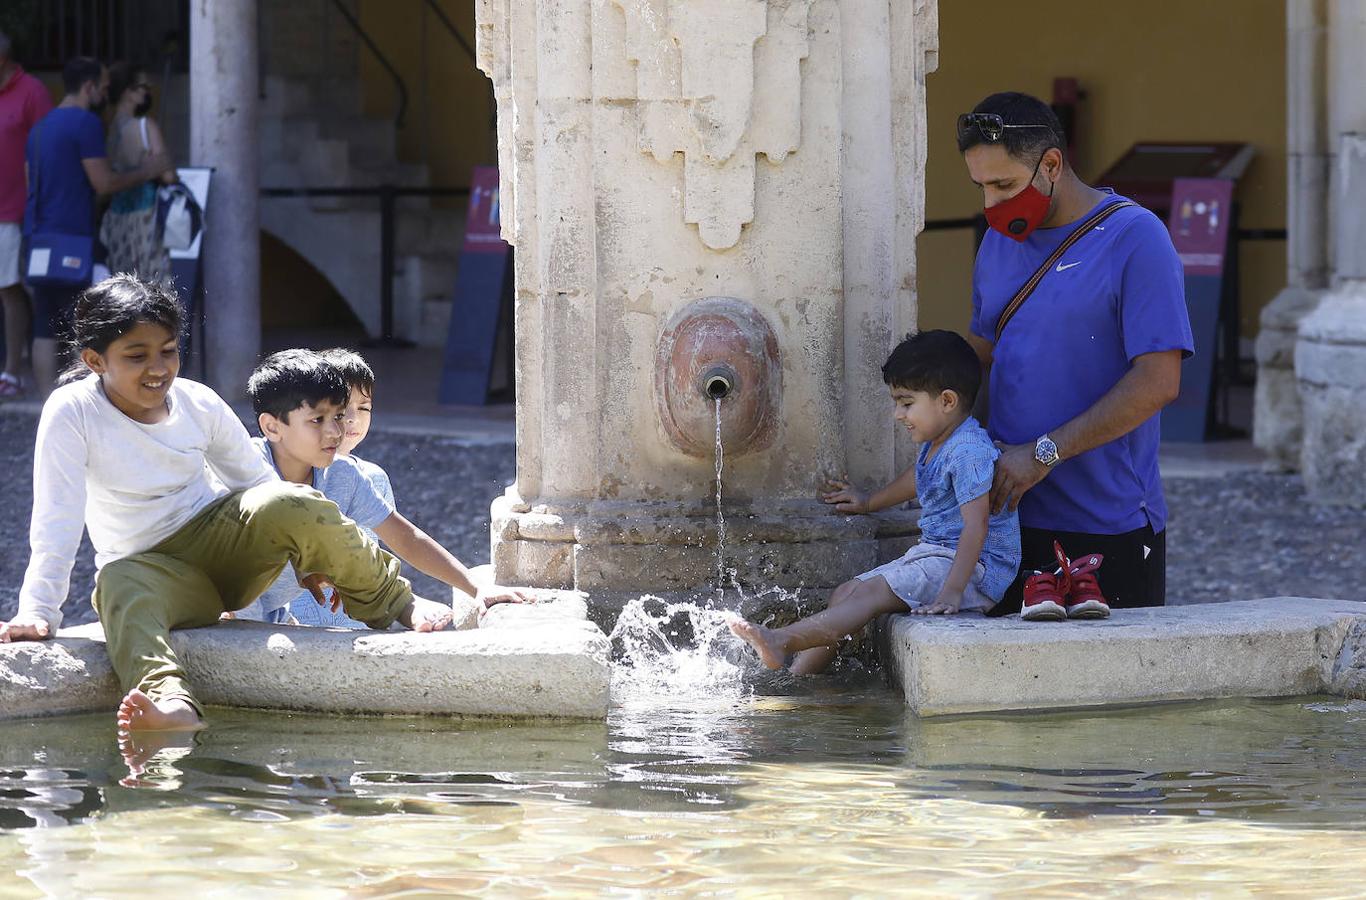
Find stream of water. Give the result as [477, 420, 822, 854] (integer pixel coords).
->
[713, 397, 729, 604]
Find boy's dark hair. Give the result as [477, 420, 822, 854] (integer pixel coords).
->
[319, 347, 375, 396]
[62, 56, 103, 94]
[247, 349, 349, 422]
[62, 274, 184, 384]
[882, 330, 982, 408]
[956, 91, 1065, 165]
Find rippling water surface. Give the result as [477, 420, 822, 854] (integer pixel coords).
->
[2, 602, 1365, 896]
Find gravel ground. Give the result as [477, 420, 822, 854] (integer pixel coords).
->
[2, 404, 1363, 625]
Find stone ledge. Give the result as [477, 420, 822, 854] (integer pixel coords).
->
[878, 597, 1366, 717]
[479, 592, 589, 628]
[1, 618, 610, 722]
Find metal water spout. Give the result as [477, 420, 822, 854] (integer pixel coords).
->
[656, 297, 781, 459]
[701, 366, 736, 401]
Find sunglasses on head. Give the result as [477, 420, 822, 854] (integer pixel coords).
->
[956, 113, 1052, 143]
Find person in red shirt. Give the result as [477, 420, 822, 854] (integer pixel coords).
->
[0, 30, 53, 399]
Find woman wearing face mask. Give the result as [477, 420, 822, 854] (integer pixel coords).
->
[98, 62, 177, 288]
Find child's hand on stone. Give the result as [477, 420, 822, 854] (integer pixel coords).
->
[301, 573, 345, 613]
[911, 590, 962, 616]
[478, 585, 536, 609]
[821, 476, 869, 514]
[0, 618, 51, 642]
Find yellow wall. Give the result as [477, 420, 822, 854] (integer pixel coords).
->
[918, 0, 1286, 340]
[356, 0, 494, 194]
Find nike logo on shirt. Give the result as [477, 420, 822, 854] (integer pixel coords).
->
[1055, 261, 1082, 272]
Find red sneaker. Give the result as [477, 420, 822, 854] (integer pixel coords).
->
[1054, 541, 1110, 620]
[1021, 567, 1067, 621]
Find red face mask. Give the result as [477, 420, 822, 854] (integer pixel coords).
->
[983, 155, 1056, 242]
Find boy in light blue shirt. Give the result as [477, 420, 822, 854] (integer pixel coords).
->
[283, 348, 395, 627]
[236, 349, 530, 626]
[729, 330, 1020, 674]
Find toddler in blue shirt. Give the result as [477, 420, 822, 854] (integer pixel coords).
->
[729, 330, 1020, 673]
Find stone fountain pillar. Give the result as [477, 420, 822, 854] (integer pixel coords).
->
[476, 0, 936, 606]
[1253, 0, 1328, 470]
[1295, 0, 1366, 504]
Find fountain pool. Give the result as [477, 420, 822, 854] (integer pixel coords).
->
[3, 604, 1365, 896]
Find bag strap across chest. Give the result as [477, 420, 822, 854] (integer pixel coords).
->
[993, 200, 1136, 345]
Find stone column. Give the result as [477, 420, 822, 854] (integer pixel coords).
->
[190, 0, 260, 400]
[477, 0, 936, 609]
[1253, 0, 1327, 469]
[1295, 0, 1366, 504]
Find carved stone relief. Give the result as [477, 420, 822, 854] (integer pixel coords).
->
[613, 0, 812, 250]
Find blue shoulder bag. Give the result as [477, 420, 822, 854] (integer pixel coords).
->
[25, 118, 95, 287]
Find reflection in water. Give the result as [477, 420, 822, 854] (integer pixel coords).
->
[3, 629, 1366, 894]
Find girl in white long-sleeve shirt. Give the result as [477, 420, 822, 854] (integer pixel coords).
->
[0, 275, 454, 735]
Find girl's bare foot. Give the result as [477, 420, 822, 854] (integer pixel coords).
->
[116, 689, 203, 732]
[398, 596, 454, 632]
[118, 728, 197, 788]
[725, 613, 790, 670]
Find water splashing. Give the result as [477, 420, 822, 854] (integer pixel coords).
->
[714, 397, 727, 603]
[609, 595, 749, 702]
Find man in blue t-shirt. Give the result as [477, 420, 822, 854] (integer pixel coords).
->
[24, 56, 168, 397]
[957, 92, 1193, 614]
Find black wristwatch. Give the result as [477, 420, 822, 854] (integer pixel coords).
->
[1034, 433, 1061, 468]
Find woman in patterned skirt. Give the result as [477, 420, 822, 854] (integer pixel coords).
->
[99, 62, 177, 288]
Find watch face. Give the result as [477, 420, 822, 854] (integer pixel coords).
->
[1035, 438, 1058, 464]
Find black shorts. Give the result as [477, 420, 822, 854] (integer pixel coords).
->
[987, 523, 1166, 617]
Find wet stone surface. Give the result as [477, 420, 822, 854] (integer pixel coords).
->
[1, 404, 1362, 624]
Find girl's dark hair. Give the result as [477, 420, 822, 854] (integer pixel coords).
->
[61, 274, 183, 383]
[106, 61, 145, 106]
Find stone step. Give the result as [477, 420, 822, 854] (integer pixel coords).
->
[418, 296, 454, 348]
[397, 207, 468, 256]
[319, 117, 397, 169]
[0, 618, 610, 722]
[394, 253, 459, 345]
[877, 597, 1366, 717]
[399, 253, 459, 300]
[259, 75, 315, 119]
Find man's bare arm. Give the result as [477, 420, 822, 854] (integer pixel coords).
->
[81, 153, 170, 196]
[1050, 350, 1182, 460]
[965, 332, 994, 372]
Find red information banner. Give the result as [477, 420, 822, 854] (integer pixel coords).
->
[464, 165, 507, 254]
[1168, 177, 1234, 276]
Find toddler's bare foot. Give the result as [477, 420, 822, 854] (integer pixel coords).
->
[725, 613, 790, 670]
[398, 596, 454, 632]
[116, 689, 203, 732]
